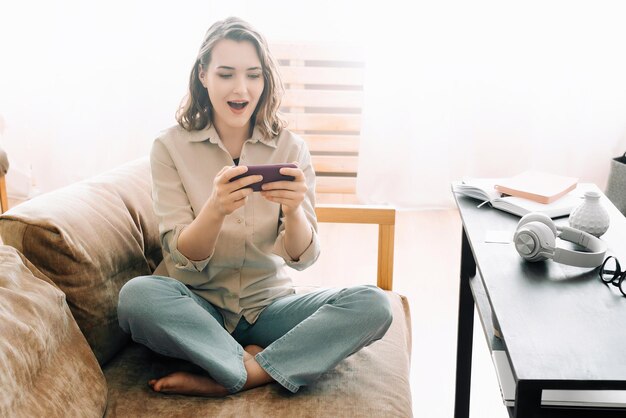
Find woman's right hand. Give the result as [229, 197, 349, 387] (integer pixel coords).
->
[206, 165, 263, 216]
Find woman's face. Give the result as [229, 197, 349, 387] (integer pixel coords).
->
[200, 39, 265, 135]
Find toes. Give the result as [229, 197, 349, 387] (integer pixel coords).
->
[152, 379, 164, 392]
[152, 373, 180, 393]
[148, 379, 159, 391]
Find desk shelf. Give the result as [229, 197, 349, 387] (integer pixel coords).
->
[468, 270, 513, 416]
[468, 270, 505, 353]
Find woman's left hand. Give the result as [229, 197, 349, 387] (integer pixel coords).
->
[260, 163, 307, 216]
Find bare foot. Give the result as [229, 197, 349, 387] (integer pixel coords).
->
[244, 344, 264, 357]
[147, 344, 274, 396]
[148, 371, 229, 396]
[241, 345, 275, 391]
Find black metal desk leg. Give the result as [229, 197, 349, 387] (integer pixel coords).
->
[454, 228, 476, 418]
[514, 381, 541, 418]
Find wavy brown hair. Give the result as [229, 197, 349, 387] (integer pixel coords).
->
[176, 17, 285, 138]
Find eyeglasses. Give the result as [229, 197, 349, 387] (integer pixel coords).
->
[599, 256, 626, 297]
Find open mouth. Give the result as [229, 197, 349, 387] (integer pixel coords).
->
[228, 101, 249, 110]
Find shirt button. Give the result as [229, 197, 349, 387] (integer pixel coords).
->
[237, 218, 243, 224]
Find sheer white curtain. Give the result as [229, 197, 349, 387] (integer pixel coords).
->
[0, 0, 369, 199]
[1, 1, 625, 207]
[358, 1, 626, 208]
[0, 1, 197, 197]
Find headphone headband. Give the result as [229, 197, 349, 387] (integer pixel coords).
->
[514, 213, 607, 268]
[552, 226, 606, 267]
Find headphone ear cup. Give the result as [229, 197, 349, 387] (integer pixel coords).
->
[514, 221, 556, 261]
[517, 212, 558, 236]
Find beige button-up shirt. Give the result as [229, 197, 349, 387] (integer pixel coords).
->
[150, 124, 320, 333]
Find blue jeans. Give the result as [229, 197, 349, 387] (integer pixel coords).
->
[117, 276, 392, 393]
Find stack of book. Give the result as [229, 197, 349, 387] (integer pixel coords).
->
[452, 170, 581, 218]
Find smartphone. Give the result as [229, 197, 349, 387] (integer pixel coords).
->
[229, 163, 297, 192]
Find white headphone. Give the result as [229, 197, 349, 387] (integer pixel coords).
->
[513, 213, 607, 268]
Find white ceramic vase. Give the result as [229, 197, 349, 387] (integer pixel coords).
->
[568, 191, 610, 237]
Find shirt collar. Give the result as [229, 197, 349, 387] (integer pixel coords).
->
[187, 124, 278, 148]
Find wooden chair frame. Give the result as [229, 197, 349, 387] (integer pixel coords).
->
[272, 42, 365, 204]
[0, 176, 7, 214]
[315, 204, 395, 290]
[272, 42, 396, 290]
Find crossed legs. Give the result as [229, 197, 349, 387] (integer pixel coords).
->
[118, 276, 392, 396]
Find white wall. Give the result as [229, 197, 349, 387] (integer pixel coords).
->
[2, 1, 625, 208]
[357, 1, 626, 207]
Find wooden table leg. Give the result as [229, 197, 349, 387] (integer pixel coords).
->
[454, 227, 477, 418]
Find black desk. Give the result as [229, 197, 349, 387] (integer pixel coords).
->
[453, 187, 626, 418]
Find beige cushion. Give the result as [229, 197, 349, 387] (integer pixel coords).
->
[0, 245, 107, 417]
[103, 291, 412, 417]
[0, 158, 162, 365]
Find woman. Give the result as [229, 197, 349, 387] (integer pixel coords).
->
[117, 17, 392, 396]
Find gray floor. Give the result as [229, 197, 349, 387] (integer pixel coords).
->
[291, 209, 508, 418]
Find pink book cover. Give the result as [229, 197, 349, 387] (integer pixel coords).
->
[494, 171, 578, 204]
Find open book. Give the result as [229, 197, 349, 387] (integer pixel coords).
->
[452, 178, 581, 218]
